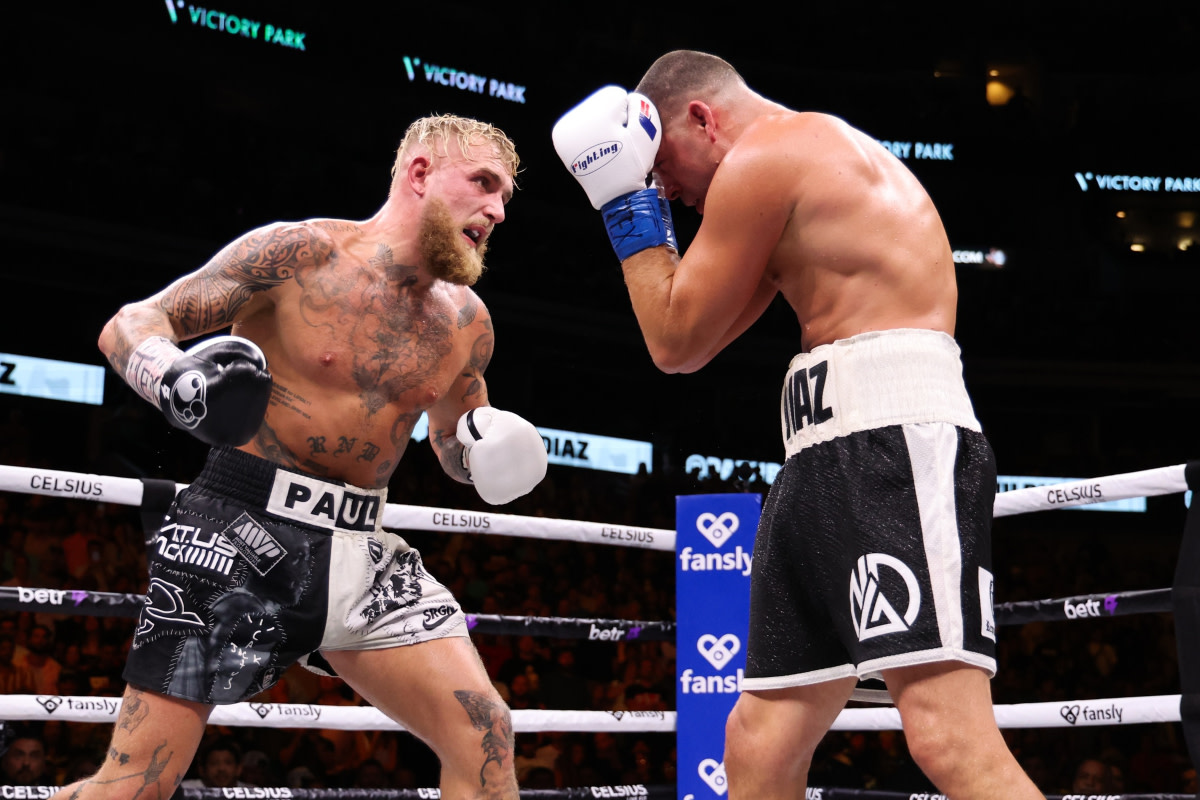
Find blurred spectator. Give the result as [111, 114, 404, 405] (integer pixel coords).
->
[1, 726, 50, 786]
[14, 624, 61, 695]
[507, 672, 544, 711]
[239, 750, 279, 787]
[497, 635, 552, 688]
[524, 766, 557, 789]
[181, 737, 250, 789]
[1069, 756, 1113, 793]
[0, 633, 36, 694]
[349, 757, 391, 789]
[539, 647, 591, 710]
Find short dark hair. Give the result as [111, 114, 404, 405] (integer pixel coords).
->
[635, 50, 745, 122]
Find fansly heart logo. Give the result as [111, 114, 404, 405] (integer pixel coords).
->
[696, 512, 739, 548]
[697, 633, 741, 671]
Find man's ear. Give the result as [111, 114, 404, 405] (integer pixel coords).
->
[687, 101, 718, 143]
[407, 155, 432, 196]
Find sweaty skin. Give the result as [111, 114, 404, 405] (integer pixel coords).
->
[99, 140, 512, 489]
[626, 108, 957, 373]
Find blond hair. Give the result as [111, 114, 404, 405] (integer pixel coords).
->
[391, 114, 520, 189]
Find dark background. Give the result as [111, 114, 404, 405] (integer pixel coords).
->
[3, 2, 1200, 791]
[2, 0, 1198, 486]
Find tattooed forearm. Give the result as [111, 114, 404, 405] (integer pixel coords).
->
[432, 427, 471, 482]
[80, 741, 177, 800]
[454, 690, 514, 788]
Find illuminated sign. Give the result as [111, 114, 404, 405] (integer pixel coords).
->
[685, 454, 782, 485]
[410, 415, 650, 475]
[163, 1, 307, 50]
[1074, 172, 1200, 192]
[997, 474, 1146, 513]
[953, 247, 1007, 268]
[0, 353, 105, 406]
[877, 140, 956, 161]
[401, 56, 526, 104]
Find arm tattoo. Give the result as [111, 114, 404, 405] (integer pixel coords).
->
[454, 690, 514, 789]
[458, 294, 479, 328]
[460, 319, 494, 403]
[159, 224, 328, 336]
[432, 427, 470, 481]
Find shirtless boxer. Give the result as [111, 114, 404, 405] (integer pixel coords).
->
[57, 114, 545, 800]
[553, 50, 1043, 799]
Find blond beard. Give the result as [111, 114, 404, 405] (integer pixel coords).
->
[419, 198, 487, 286]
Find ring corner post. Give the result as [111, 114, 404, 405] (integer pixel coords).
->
[1171, 461, 1200, 777]
[674, 492, 763, 800]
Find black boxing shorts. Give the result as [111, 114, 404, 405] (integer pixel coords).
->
[123, 447, 467, 705]
[742, 329, 997, 701]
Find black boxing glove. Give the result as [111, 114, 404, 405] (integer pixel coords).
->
[125, 335, 272, 447]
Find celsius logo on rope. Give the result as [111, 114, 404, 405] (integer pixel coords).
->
[1, 788, 56, 799]
[162, 0, 307, 50]
[850, 553, 921, 641]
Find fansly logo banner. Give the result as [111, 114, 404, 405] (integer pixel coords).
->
[675, 494, 760, 800]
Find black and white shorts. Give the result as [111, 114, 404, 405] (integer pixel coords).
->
[743, 329, 997, 698]
[124, 447, 466, 705]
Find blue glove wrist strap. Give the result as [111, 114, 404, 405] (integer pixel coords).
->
[600, 188, 679, 261]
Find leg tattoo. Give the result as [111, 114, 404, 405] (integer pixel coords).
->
[454, 690, 514, 789]
[117, 690, 151, 734]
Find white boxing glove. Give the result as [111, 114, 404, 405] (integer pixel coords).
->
[552, 85, 662, 210]
[456, 407, 548, 505]
[552, 86, 678, 261]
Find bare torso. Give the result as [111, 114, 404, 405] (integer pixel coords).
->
[230, 220, 488, 488]
[746, 112, 957, 351]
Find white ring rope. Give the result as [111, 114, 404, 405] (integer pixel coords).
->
[0, 694, 1179, 732]
[0, 464, 675, 551]
[3, 461, 1190, 538]
[993, 463, 1189, 517]
[0, 460, 1192, 743]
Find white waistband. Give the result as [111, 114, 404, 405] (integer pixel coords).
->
[265, 470, 387, 533]
[780, 329, 980, 458]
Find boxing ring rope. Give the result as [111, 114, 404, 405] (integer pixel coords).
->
[1, 460, 1198, 793]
